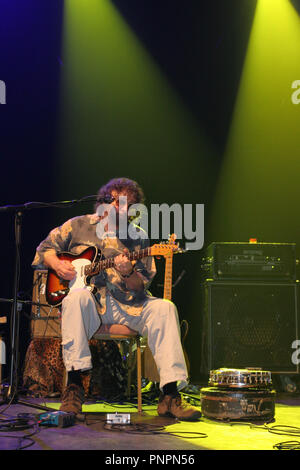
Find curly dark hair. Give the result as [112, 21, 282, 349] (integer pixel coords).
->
[94, 177, 145, 211]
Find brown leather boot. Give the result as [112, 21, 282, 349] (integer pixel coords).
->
[60, 384, 84, 415]
[157, 394, 201, 421]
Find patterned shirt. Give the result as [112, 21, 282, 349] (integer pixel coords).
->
[32, 213, 157, 316]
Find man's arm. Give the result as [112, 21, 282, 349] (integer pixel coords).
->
[122, 270, 144, 292]
[32, 218, 76, 280]
[114, 251, 144, 292]
[44, 251, 76, 281]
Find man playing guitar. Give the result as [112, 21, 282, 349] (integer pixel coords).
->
[32, 177, 201, 421]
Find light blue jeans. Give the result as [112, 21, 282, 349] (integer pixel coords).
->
[61, 289, 188, 390]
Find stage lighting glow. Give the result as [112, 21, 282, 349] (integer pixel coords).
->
[57, 0, 214, 204]
[209, 0, 300, 245]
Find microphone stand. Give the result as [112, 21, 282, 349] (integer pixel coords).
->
[0, 195, 98, 410]
[9, 210, 22, 402]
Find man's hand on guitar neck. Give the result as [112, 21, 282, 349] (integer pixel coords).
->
[114, 248, 144, 292]
[44, 252, 76, 280]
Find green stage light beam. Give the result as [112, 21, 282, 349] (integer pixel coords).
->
[208, 0, 300, 247]
[56, 0, 216, 209]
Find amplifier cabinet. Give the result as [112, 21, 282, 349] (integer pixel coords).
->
[31, 270, 61, 338]
[201, 280, 299, 374]
[202, 242, 297, 281]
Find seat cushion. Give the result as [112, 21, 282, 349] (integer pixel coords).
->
[94, 324, 138, 337]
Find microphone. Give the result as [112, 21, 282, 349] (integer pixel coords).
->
[96, 195, 115, 204]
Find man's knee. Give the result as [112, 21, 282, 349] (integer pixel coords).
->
[150, 298, 178, 317]
[62, 288, 93, 307]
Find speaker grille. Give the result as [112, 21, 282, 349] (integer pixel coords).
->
[202, 282, 299, 373]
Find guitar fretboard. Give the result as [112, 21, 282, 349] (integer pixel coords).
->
[163, 255, 173, 300]
[84, 247, 152, 277]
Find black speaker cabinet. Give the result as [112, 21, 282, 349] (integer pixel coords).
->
[31, 270, 61, 338]
[201, 280, 299, 375]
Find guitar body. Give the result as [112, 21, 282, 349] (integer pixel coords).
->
[46, 246, 98, 307]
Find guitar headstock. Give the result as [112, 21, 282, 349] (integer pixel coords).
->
[150, 234, 183, 257]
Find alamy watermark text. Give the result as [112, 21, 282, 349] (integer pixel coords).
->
[95, 196, 204, 251]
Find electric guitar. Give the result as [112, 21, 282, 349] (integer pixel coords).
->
[45, 236, 182, 307]
[161, 234, 190, 375]
[162, 234, 176, 301]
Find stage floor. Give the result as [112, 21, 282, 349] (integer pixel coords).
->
[0, 392, 300, 452]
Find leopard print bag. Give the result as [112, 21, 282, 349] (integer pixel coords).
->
[22, 338, 128, 399]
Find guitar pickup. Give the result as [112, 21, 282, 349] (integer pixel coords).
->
[50, 289, 70, 297]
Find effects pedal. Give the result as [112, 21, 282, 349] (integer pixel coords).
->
[38, 410, 76, 427]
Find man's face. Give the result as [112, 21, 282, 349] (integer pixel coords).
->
[110, 190, 136, 217]
[104, 190, 136, 229]
[96, 189, 140, 238]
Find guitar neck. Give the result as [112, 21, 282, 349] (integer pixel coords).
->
[85, 246, 152, 277]
[163, 255, 173, 300]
